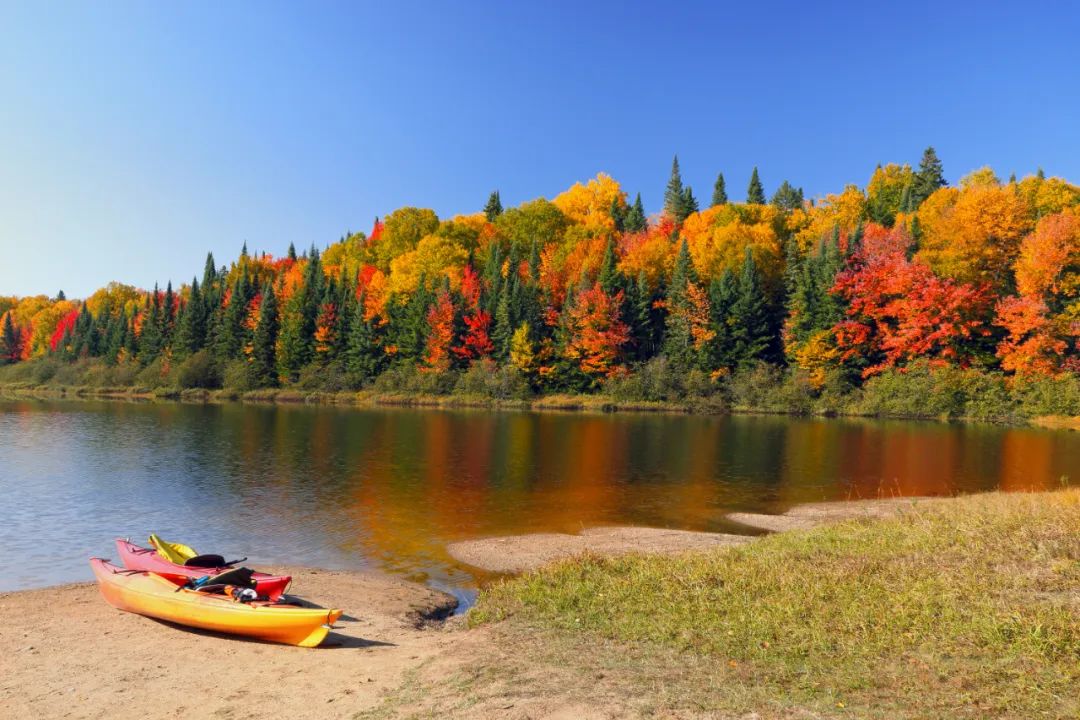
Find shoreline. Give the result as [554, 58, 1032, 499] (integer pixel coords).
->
[3, 382, 1077, 428]
[4, 491, 1074, 718]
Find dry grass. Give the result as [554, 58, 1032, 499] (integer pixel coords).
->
[468, 490, 1080, 719]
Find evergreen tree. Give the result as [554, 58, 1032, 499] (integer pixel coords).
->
[173, 277, 205, 357]
[662, 239, 696, 367]
[609, 196, 626, 233]
[57, 290, 66, 301]
[162, 281, 176, 345]
[631, 271, 656, 360]
[276, 251, 323, 381]
[202, 252, 217, 291]
[215, 272, 252, 362]
[287, 243, 297, 261]
[138, 288, 164, 365]
[730, 249, 771, 367]
[708, 270, 738, 370]
[911, 147, 946, 207]
[345, 293, 385, 385]
[103, 311, 125, 364]
[898, 179, 914, 214]
[711, 173, 728, 206]
[484, 190, 503, 221]
[0, 312, 20, 363]
[624, 193, 647, 233]
[598, 237, 620, 294]
[746, 167, 766, 204]
[664, 155, 685, 221]
[771, 180, 804, 211]
[248, 284, 279, 388]
[681, 187, 699, 219]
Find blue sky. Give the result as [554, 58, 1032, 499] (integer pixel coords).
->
[2, 1, 1078, 297]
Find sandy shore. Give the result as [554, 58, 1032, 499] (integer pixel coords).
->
[0, 566, 460, 720]
[1, 496, 950, 719]
[447, 496, 937, 573]
[448, 526, 752, 573]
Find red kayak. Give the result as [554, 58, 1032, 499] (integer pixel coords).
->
[115, 539, 292, 601]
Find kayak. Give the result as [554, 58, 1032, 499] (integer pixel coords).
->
[115, 539, 292, 601]
[90, 558, 342, 647]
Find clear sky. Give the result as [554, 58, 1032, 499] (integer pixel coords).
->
[2, 1, 1078, 297]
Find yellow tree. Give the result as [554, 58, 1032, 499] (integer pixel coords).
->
[553, 173, 626, 234]
[916, 176, 1033, 288]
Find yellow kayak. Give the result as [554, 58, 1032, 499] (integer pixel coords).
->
[90, 558, 342, 647]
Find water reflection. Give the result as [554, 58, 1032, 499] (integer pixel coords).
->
[1, 401, 1075, 603]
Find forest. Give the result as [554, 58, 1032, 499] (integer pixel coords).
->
[2, 148, 1079, 418]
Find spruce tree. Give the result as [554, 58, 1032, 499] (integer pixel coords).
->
[345, 294, 384, 385]
[484, 190, 503, 221]
[662, 239, 696, 368]
[598, 237, 620, 294]
[202, 252, 217, 291]
[746, 167, 766, 204]
[625, 193, 647, 233]
[248, 284, 279, 388]
[609, 196, 626, 233]
[664, 155, 685, 220]
[730, 249, 771, 367]
[138, 287, 164, 364]
[492, 281, 514, 360]
[57, 290, 66, 301]
[162, 281, 176, 346]
[911, 147, 946, 207]
[711, 173, 728, 206]
[631, 271, 655, 360]
[708, 270, 738, 370]
[174, 277, 205, 357]
[681, 187, 699, 219]
[0, 312, 19, 364]
[770, 180, 804, 211]
[287, 243, 297, 261]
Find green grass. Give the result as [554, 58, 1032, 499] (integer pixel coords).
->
[471, 490, 1080, 719]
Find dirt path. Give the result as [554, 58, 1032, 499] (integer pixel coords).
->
[0, 566, 459, 720]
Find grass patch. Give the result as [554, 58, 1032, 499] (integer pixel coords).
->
[472, 490, 1080, 719]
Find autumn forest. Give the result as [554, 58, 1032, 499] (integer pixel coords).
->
[2, 149, 1079, 418]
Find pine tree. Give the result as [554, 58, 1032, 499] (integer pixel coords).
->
[57, 290, 66, 301]
[663, 239, 696, 367]
[276, 252, 323, 381]
[730, 250, 771, 367]
[708, 270, 738, 370]
[625, 193, 647, 233]
[138, 287, 164, 364]
[746, 167, 766, 204]
[911, 147, 946, 207]
[248, 284, 279, 388]
[0, 312, 21, 363]
[174, 277, 205, 357]
[770, 180, 803, 211]
[664, 155, 685, 221]
[345, 293, 385, 385]
[287, 243, 297, 261]
[681, 187, 699, 219]
[215, 272, 251, 362]
[631, 271, 656, 360]
[202, 252, 217, 291]
[162, 281, 176, 345]
[598, 237, 620, 294]
[711, 173, 728, 206]
[609, 196, 626, 233]
[484, 190, 503, 221]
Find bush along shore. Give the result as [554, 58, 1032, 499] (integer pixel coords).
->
[1, 354, 1079, 425]
[2, 154, 1079, 420]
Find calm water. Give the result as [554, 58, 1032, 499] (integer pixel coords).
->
[1, 400, 1077, 606]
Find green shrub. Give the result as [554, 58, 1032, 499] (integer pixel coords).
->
[456, 358, 532, 400]
[1012, 373, 1080, 417]
[176, 350, 222, 389]
[221, 359, 251, 392]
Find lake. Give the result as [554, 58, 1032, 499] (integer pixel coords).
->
[1, 400, 1076, 607]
